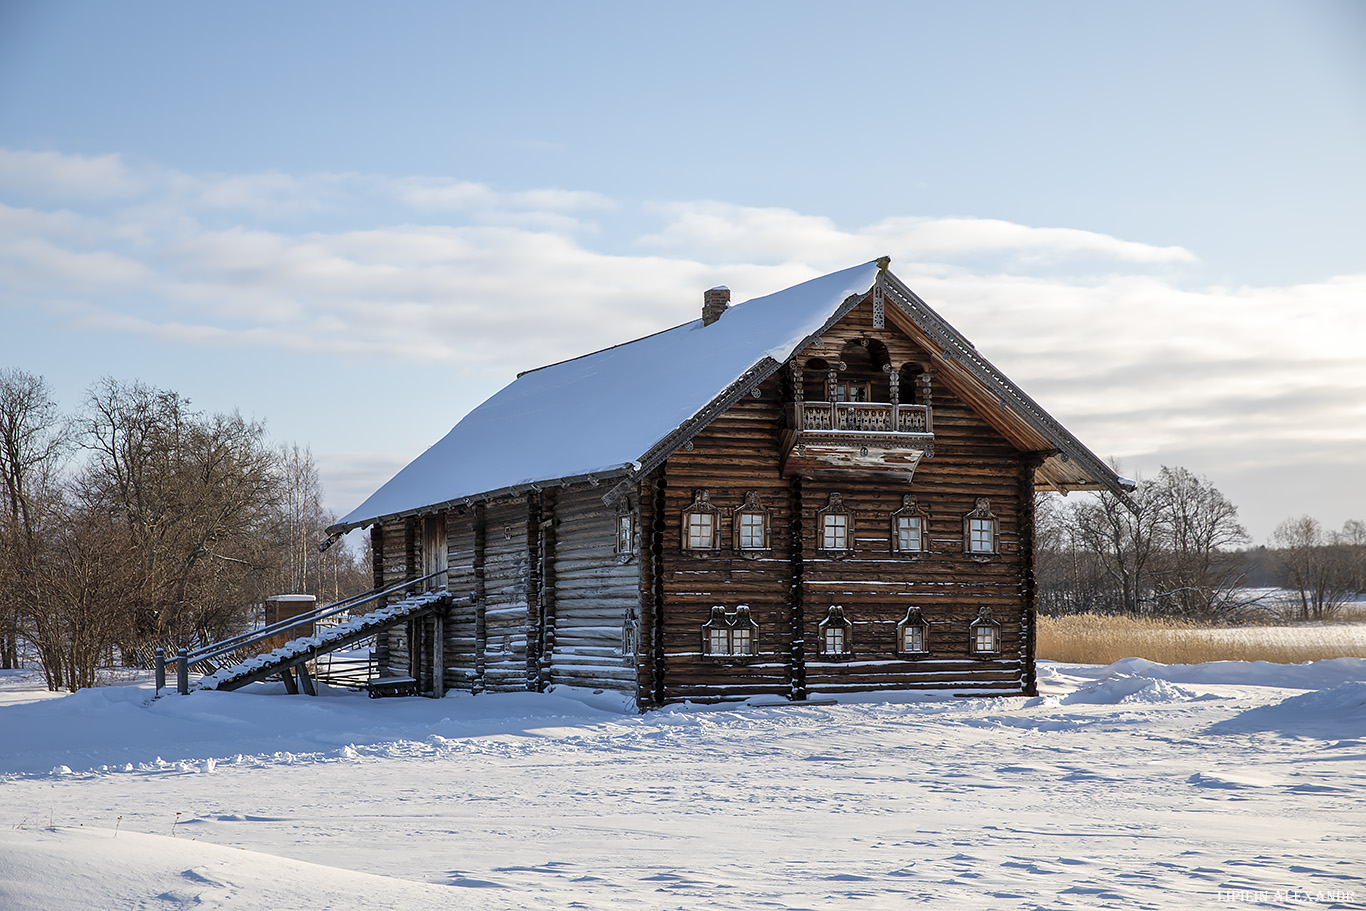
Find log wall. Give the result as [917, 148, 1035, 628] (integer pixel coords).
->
[545, 484, 640, 691]
[651, 297, 1030, 702]
[367, 296, 1037, 705]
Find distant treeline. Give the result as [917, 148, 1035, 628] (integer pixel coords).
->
[0, 368, 371, 691]
[1036, 466, 1364, 621]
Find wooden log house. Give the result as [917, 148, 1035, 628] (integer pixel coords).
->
[328, 259, 1132, 708]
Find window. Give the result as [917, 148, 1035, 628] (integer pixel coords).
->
[891, 494, 927, 554]
[897, 607, 929, 655]
[818, 606, 852, 657]
[621, 607, 638, 658]
[732, 491, 772, 555]
[968, 606, 1001, 656]
[963, 498, 999, 558]
[829, 381, 870, 403]
[822, 513, 848, 550]
[701, 606, 759, 659]
[422, 513, 447, 591]
[817, 492, 853, 555]
[682, 490, 719, 551]
[616, 508, 636, 563]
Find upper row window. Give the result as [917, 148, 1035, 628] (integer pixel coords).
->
[682, 490, 773, 554]
[684, 490, 1000, 557]
[964, 498, 999, 558]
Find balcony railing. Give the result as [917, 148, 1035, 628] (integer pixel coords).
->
[795, 402, 931, 434]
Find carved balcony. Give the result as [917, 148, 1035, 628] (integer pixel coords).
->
[780, 402, 934, 480]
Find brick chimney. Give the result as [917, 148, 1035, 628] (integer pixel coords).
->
[702, 286, 730, 326]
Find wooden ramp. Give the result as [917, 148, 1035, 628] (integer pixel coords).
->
[190, 589, 450, 695]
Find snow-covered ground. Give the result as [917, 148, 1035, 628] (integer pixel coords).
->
[2, 661, 1364, 910]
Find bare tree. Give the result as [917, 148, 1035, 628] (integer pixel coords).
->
[1071, 477, 1161, 614]
[73, 378, 280, 649]
[1338, 519, 1366, 596]
[1272, 516, 1352, 620]
[0, 369, 68, 669]
[271, 442, 328, 594]
[1149, 465, 1248, 619]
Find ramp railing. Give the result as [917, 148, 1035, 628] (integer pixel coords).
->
[156, 570, 447, 695]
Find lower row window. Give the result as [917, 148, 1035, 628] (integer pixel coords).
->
[698, 606, 1004, 659]
[702, 605, 759, 658]
[805, 605, 1001, 657]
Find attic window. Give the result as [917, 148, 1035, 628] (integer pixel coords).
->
[963, 498, 999, 559]
[969, 606, 1001, 656]
[897, 607, 929, 656]
[892, 494, 927, 554]
[817, 492, 853, 555]
[732, 491, 772, 555]
[818, 606, 852, 657]
[701, 606, 759, 659]
[682, 490, 719, 551]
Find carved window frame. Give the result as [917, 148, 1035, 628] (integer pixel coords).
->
[968, 606, 1002, 657]
[817, 605, 853, 659]
[732, 490, 772, 557]
[896, 607, 930, 657]
[963, 497, 999, 561]
[621, 606, 639, 659]
[817, 492, 854, 558]
[616, 500, 637, 564]
[681, 489, 720, 553]
[700, 605, 760, 662]
[891, 494, 928, 556]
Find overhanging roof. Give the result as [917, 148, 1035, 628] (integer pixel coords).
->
[330, 259, 1131, 534]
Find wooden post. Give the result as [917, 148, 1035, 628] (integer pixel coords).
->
[280, 667, 299, 694]
[788, 477, 807, 701]
[1020, 457, 1041, 697]
[525, 492, 542, 692]
[155, 647, 165, 694]
[296, 662, 317, 697]
[372, 524, 390, 675]
[176, 648, 189, 695]
[473, 503, 487, 694]
[650, 474, 668, 707]
[432, 610, 446, 698]
[539, 488, 558, 693]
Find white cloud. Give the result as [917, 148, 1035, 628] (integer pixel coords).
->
[0, 148, 144, 200]
[0, 148, 1359, 539]
[639, 201, 1198, 268]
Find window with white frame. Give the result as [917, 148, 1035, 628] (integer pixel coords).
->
[817, 492, 853, 555]
[818, 606, 852, 657]
[968, 606, 1001, 656]
[896, 606, 929, 655]
[963, 498, 999, 557]
[732, 490, 772, 554]
[891, 494, 927, 554]
[701, 605, 759, 658]
[682, 489, 719, 552]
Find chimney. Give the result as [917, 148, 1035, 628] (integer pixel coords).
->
[702, 286, 730, 326]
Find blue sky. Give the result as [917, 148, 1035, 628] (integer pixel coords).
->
[1, 0, 1362, 542]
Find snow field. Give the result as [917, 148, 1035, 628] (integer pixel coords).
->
[1, 660, 1364, 910]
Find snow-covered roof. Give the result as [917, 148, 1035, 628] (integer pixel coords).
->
[332, 261, 884, 531]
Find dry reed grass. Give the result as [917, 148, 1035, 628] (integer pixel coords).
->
[1037, 614, 1366, 666]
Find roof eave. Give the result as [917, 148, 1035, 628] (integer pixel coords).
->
[880, 271, 1132, 501]
[326, 465, 635, 536]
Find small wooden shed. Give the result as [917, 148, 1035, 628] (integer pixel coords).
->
[328, 258, 1130, 707]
